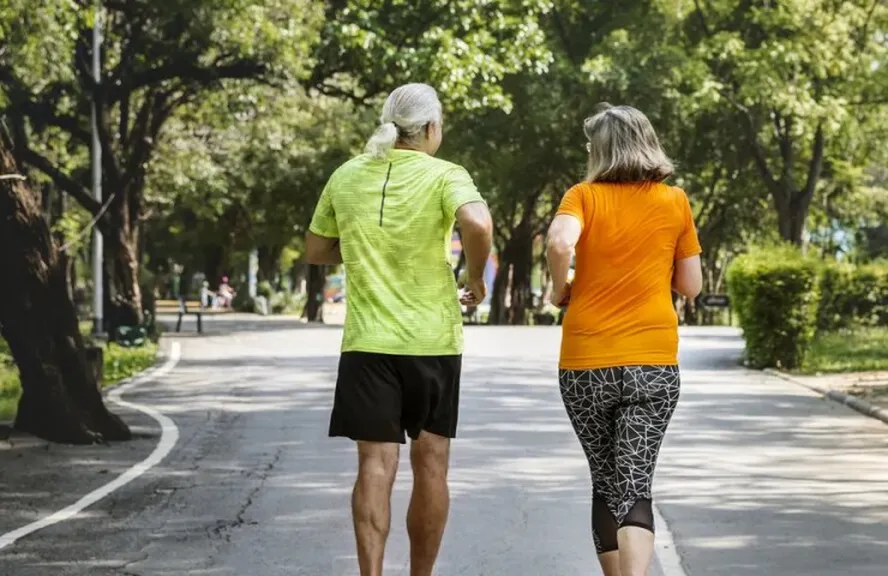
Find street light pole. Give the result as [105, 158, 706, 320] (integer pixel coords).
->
[91, 2, 103, 335]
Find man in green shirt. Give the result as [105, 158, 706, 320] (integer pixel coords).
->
[306, 83, 493, 576]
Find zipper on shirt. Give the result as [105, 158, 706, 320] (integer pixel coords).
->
[380, 162, 393, 226]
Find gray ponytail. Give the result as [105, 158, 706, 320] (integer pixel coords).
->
[364, 83, 443, 159]
[364, 122, 399, 159]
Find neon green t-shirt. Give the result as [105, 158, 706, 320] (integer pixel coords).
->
[309, 149, 485, 356]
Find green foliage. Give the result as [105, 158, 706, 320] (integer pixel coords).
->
[270, 290, 305, 315]
[727, 246, 821, 369]
[818, 261, 888, 330]
[0, 338, 157, 420]
[0, 336, 18, 421]
[257, 281, 275, 300]
[231, 290, 255, 313]
[311, 0, 553, 111]
[803, 328, 888, 374]
[817, 262, 857, 331]
[103, 343, 159, 387]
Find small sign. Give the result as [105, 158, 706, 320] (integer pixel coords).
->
[700, 294, 730, 308]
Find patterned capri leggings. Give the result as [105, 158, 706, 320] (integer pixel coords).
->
[559, 366, 680, 554]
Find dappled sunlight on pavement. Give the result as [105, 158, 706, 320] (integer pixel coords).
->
[3, 323, 888, 575]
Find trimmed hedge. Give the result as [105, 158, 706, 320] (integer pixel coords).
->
[818, 261, 888, 331]
[726, 246, 821, 370]
[728, 246, 888, 370]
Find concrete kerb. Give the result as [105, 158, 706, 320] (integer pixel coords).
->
[765, 368, 888, 426]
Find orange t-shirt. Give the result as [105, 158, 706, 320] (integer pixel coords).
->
[557, 181, 702, 370]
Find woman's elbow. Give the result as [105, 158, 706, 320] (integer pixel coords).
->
[546, 234, 573, 258]
[673, 276, 703, 300]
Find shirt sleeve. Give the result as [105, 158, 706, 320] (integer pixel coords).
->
[675, 189, 702, 260]
[442, 166, 485, 218]
[556, 184, 587, 230]
[309, 178, 339, 239]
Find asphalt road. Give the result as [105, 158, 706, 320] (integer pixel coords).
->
[2, 318, 888, 575]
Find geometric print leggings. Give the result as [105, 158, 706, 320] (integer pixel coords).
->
[559, 366, 680, 553]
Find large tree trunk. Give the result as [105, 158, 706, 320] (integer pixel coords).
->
[258, 245, 283, 288]
[488, 259, 511, 325]
[0, 139, 130, 444]
[506, 226, 534, 326]
[107, 221, 143, 329]
[775, 194, 809, 246]
[303, 264, 326, 323]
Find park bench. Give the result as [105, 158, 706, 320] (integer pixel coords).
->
[154, 299, 232, 333]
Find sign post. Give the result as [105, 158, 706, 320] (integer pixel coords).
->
[699, 294, 732, 326]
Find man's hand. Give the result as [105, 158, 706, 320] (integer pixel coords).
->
[459, 276, 487, 306]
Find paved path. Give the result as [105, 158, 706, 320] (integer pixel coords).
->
[1, 320, 888, 575]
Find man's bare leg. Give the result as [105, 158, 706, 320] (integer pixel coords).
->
[353, 441, 400, 576]
[407, 431, 451, 576]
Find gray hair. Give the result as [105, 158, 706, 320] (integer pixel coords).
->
[584, 103, 674, 183]
[365, 83, 443, 159]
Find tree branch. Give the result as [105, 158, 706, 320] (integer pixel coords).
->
[18, 147, 101, 216]
[108, 59, 268, 103]
[694, 0, 713, 36]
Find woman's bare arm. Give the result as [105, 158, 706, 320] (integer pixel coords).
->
[672, 255, 702, 299]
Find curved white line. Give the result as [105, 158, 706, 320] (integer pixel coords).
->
[654, 502, 688, 576]
[0, 342, 181, 551]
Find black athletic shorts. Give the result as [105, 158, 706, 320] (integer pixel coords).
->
[329, 352, 461, 444]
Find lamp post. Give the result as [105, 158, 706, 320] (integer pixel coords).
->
[91, 2, 103, 335]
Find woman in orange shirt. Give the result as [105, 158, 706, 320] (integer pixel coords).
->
[546, 104, 702, 576]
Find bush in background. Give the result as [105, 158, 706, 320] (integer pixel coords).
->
[818, 261, 888, 331]
[816, 262, 857, 331]
[231, 290, 255, 313]
[727, 245, 820, 369]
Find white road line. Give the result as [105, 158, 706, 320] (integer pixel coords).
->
[654, 501, 688, 576]
[0, 342, 182, 552]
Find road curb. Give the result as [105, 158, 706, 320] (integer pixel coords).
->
[764, 368, 888, 426]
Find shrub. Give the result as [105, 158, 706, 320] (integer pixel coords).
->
[231, 290, 255, 313]
[818, 261, 888, 330]
[817, 262, 856, 331]
[257, 280, 275, 300]
[853, 262, 888, 327]
[726, 245, 820, 369]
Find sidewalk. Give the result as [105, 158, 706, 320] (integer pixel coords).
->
[769, 369, 888, 425]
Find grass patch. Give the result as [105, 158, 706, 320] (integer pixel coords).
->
[103, 343, 158, 387]
[0, 338, 158, 422]
[801, 327, 888, 374]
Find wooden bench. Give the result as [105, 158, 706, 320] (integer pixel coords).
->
[154, 299, 232, 333]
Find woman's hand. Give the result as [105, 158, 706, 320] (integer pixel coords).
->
[552, 282, 572, 308]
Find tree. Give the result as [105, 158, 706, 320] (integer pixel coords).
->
[142, 85, 363, 304]
[685, 0, 888, 244]
[0, 127, 128, 444]
[0, 0, 322, 327]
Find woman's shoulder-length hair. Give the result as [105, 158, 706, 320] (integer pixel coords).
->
[584, 103, 674, 183]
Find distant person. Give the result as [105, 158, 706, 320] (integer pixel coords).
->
[214, 276, 236, 309]
[546, 103, 702, 576]
[305, 83, 493, 576]
[200, 281, 215, 310]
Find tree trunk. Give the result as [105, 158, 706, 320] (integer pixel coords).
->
[105, 216, 143, 331]
[258, 245, 283, 287]
[775, 193, 808, 246]
[488, 258, 510, 325]
[506, 227, 533, 326]
[303, 264, 326, 323]
[0, 138, 130, 444]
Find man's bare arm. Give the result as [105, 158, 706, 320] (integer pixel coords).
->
[305, 231, 342, 265]
[456, 202, 493, 281]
